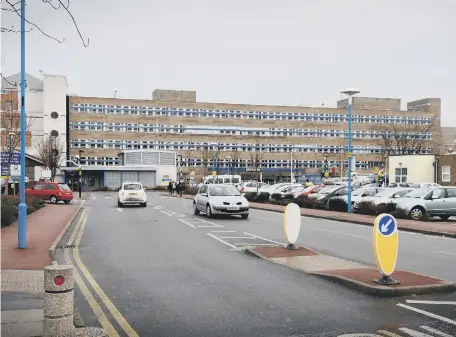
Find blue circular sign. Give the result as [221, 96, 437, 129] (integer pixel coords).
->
[378, 214, 396, 236]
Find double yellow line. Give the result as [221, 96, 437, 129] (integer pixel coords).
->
[64, 208, 139, 337]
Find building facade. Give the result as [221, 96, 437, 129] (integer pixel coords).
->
[67, 89, 441, 182]
[1, 73, 69, 181]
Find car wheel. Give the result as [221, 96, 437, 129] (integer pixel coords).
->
[141, 202, 147, 207]
[64, 200, 70, 204]
[118, 200, 123, 208]
[206, 204, 213, 218]
[241, 214, 249, 219]
[409, 207, 425, 220]
[193, 202, 200, 215]
[439, 215, 450, 221]
[50, 195, 57, 204]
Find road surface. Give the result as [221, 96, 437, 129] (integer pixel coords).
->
[57, 192, 456, 337]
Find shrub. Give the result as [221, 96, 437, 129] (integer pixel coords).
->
[273, 198, 293, 206]
[354, 200, 377, 215]
[184, 187, 198, 196]
[243, 192, 258, 202]
[152, 186, 168, 191]
[327, 198, 348, 212]
[254, 192, 271, 203]
[294, 194, 319, 208]
[0, 195, 45, 228]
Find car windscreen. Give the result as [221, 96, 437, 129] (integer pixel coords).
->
[209, 185, 241, 196]
[58, 184, 71, 191]
[373, 189, 402, 197]
[352, 188, 366, 196]
[232, 178, 240, 184]
[124, 184, 142, 190]
[403, 188, 430, 198]
[319, 186, 339, 194]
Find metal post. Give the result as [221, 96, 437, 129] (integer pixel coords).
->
[290, 151, 293, 183]
[18, 0, 27, 249]
[347, 96, 353, 213]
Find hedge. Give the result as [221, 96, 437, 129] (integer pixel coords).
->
[1, 195, 46, 228]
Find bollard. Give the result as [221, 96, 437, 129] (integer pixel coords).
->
[43, 263, 76, 337]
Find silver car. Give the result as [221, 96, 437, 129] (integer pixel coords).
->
[194, 184, 250, 219]
[393, 187, 456, 221]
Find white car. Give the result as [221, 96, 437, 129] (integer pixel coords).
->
[117, 182, 147, 207]
[238, 181, 268, 193]
[353, 188, 412, 211]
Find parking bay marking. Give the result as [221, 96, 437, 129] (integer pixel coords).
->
[406, 300, 456, 305]
[161, 210, 185, 217]
[178, 218, 223, 228]
[397, 303, 456, 326]
[436, 251, 456, 256]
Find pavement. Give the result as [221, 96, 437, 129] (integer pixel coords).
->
[53, 192, 456, 336]
[1, 202, 81, 337]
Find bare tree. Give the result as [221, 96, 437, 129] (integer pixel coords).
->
[230, 147, 241, 175]
[249, 136, 264, 190]
[36, 135, 65, 181]
[372, 119, 438, 156]
[1, 0, 89, 82]
[1, 93, 33, 194]
[200, 145, 211, 179]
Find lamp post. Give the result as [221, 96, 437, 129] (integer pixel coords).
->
[177, 154, 183, 178]
[290, 151, 293, 183]
[18, 0, 27, 248]
[78, 149, 84, 197]
[341, 88, 360, 213]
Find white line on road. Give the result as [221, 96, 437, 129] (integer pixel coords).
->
[234, 243, 280, 246]
[209, 230, 235, 233]
[153, 205, 164, 210]
[206, 233, 238, 250]
[419, 326, 453, 337]
[243, 232, 285, 245]
[377, 330, 401, 337]
[218, 237, 258, 239]
[117, 208, 123, 212]
[314, 227, 370, 240]
[396, 303, 456, 326]
[178, 219, 196, 228]
[436, 251, 456, 256]
[254, 216, 273, 221]
[161, 210, 185, 217]
[406, 300, 456, 305]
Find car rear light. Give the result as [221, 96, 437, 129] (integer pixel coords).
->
[242, 186, 245, 192]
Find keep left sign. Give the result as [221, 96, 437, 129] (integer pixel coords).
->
[373, 213, 399, 276]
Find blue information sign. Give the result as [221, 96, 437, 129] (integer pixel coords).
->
[1, 152, 20, 175]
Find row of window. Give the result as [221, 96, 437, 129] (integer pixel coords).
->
[69, 122, 433, 140]
[70, 139, 433, 155]
[70, 104, 433, 125]
[77, 156, 381, 170]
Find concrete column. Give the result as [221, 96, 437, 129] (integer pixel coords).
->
[43, 263, 75, 337]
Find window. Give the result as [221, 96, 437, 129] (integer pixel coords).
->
[446, 188, 456, 198]
[50, 111, 59, 119]
[33, 184, 45, 190]
[395, 167, 407, 183]
[442, 165, 451, 182]
[50, 130, 59, 137]
[46, 183, 56, 190]
[5, 101, 13, 111]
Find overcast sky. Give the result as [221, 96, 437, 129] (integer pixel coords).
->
[2, 0, 456, 126]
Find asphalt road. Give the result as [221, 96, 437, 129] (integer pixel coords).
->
[57, 192, 456, 337]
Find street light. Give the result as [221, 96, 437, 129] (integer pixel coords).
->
[18, 0, 27, 249]
[177, 154, 183, 178]
[341, 88, 360, 213]
[78, 149, 84, 198]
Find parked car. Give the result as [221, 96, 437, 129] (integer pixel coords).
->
[194, 184, 249, 219]
[25, 182, 73, 204]
[353, 187, 413, 212]
[293, 184, 324, 199]
[328, 186, 385, 206]
[238, 181, 268, 193]
[270, 184, 304, 202]
[388, 182, 413, 188]
[308, 185, 352, 208]
[117, 182, 147, 207]
[409, 183, 441, 189]
[256, 183, 292, 199]
[392, 187, 456, 221]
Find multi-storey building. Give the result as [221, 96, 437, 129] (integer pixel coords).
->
[67, 89, 441, 185]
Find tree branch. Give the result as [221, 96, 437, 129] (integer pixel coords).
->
[4, 0, 65, 43]
[55, 0, 89, 47]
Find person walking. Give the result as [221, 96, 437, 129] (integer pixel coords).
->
[175, 182, 180, 197]
[168, 181, 173, 195]
[172, 181, 176, 195]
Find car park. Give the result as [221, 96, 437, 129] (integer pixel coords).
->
[353, 187, 412, 212]
[308, 185, 352, 208]
[328, 186, 385, 206]
[25, 182, 73, 204]
[293, 184, 324, 199]
[194, 184, 250, 219]
[238, 181, 268, 193]
[269, 184, 304, 202]
[117, 182, 147, 207]
[392, 186, 456, 220]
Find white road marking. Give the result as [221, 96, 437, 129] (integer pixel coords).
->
[117, 208, 123, 212]
[399, 327, 439, 336]
[234, 243, 280, 246]
[218, 237, 257, 239]
[105, 196, 112, 199]
[406, 300, 456, 305]
[209, 230, 235, 233]
[177, 219, 196, 228]
[377, 330, 401, 337]
[206, 233, 238, 250]
[397, 303, 456, 326]
[436, 251, 456, 256]
[314, 228, 370, 240]
[254, 216, 273, 221]
[153, 205, 164, 210]
[161, 210, 185, 217]
[243, 232, 285, 245]
[419, 326, 453, 337]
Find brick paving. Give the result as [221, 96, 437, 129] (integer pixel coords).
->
[1, 204, 79, 270]
[1, 270, 44, 293]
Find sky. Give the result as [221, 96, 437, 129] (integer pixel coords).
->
[1, 0, 456, 126]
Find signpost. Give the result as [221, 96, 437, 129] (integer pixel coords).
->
[283, 203, 301, 250]
[373, 213, 400, 285]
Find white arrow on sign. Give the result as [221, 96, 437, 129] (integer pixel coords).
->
[381, 219, 392, 233]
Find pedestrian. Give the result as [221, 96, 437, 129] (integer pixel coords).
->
[175, 182, 180, 196]
[168, 181, 173, 195]
[172, 181, 176, 195]
[179, 181, 184, 197]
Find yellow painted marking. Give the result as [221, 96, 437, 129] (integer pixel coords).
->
[67, 209, 86, 246]
[73, 209, 140, 337]
[64, 210, 119, 336]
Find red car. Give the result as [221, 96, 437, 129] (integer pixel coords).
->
[25, 182, 74, 204]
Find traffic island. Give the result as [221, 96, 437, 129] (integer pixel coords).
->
[246, 246, 456, 297]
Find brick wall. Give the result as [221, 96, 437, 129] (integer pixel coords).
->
[437, 154, 456, 186]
